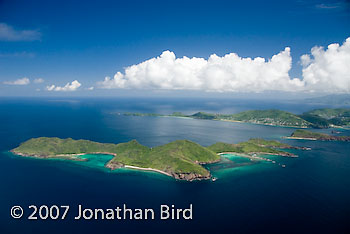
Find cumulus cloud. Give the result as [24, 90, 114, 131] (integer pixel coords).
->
[3, 77, 30, 85]
[33, 78, 44, 84]
[98, 49, 304, 92]
[301, 37, 350, 93]
[87, 86, 94, 90]
[46, 80, 81, 91]
[0, 23, 41, 41]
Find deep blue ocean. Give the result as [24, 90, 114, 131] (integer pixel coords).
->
[0, 97, 350, 234]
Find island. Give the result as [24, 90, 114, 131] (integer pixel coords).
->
[208, 138, 300, 157]
[124, 108, 350, 129]
[285, 129, 350, 141]
[11, 137, 301, 181]
[298, 108, 350, 128]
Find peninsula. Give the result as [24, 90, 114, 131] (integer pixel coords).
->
[124, 108, 350, 129]
[286, 129, 350, 142]
[12, 137, 300, 181]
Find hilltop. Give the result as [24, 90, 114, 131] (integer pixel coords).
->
[12, 137, 219, 181]
[207, 138, 298, 157]
[286, 129, 350, 142]
[124, 108, 350, 129]
[300, 108, 350, 128]
[11, 137, 300, 181]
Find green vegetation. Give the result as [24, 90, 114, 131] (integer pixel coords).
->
[225, 110, 311, 127]
[191, 112, 217, 120]
[123, 108, 350, 129]
[304, 108, 350, 119]
[187, 109, 312, 127]
[247, 138, 290, 148]
[12, 136, 300, 180]
[297, 114, 330, 128]
[124, 112, 163, 117]
[207, 139, 295, 157]
[288, 129, 350, 141]
[301, 108, 350, 127]
[291, 129, 328, 139]
[12, 137, 219, 181]
[12, 137, 117, 156]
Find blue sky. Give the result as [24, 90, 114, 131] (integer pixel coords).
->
[0, 0, 349, 96]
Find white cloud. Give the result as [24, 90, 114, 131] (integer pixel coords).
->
[3, 77, 30, 85]
[98, 37, 350, 94]
[301, 37, 350, 93]
[98, 49, 304, 92]
[87, 86, 94, 90]
[33, 78, 44, 84]
[46, 80, 81, 92]
[0, 23, 41, 41]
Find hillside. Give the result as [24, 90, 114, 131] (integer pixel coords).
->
[12, 137, 220, 181]
[302, 108, 350, 127]
[123, 108, 350, 129]
[223, 110, 311, 128]
[207, 139, 296, 157]
[287, 129, 350, 141]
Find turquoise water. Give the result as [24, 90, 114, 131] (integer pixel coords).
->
[1, 98, 350, 234]
[9, 152, 285, 181]
[73, 154, 114, 170]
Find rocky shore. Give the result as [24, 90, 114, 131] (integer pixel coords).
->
[106, 160, 217, 181]
[286, 129, 350, 142]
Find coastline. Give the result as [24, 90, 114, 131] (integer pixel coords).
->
[56, 152, 117, 157]
[107, 161, 217, 181]
[217, 119, 309, 129]
[123, 165, 172, 177]
[219, 150, 298, 159]
[11, 151, 118, 160]
[161, 115, 310, 129]
[134, 114, 312, 129]
[11, 150, 217, 181]
[283, 136, 317, 140]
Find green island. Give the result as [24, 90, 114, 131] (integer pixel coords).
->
[11, 137, 301, 181]
[286, 129, 350, 141]
[124, 108, 350, 129]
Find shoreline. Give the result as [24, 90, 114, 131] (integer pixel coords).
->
[217, 119, 309, 129]
[57, 152, 117, 157]
[11, 150, 216, 181]
[123, 165, 172, 177]
[218, 152, 290, 167]
[219, 150, 298, 159]
[140, 114, 311, 129]
[283, 136, 317, 140]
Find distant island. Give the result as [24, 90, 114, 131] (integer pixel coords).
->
[124, 108, 350, 129]
[11, 137, 301, 181]
[286, 129, 350, 142]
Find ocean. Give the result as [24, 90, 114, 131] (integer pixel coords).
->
[0, 97, 349, 234]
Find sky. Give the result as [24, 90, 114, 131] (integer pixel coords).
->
[0, 0, 349, 97]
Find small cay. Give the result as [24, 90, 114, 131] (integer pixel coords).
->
[11, 137, 302, 181]
[286, 129, 350, 142]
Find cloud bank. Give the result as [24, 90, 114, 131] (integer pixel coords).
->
[99, 48, 304, 92]
[3, 77, 30, 85]
[301, 37, 350, 93]
[0, 23, 41, 41]
[99, 37, 350, 93]
[47, 80, 81, 91]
